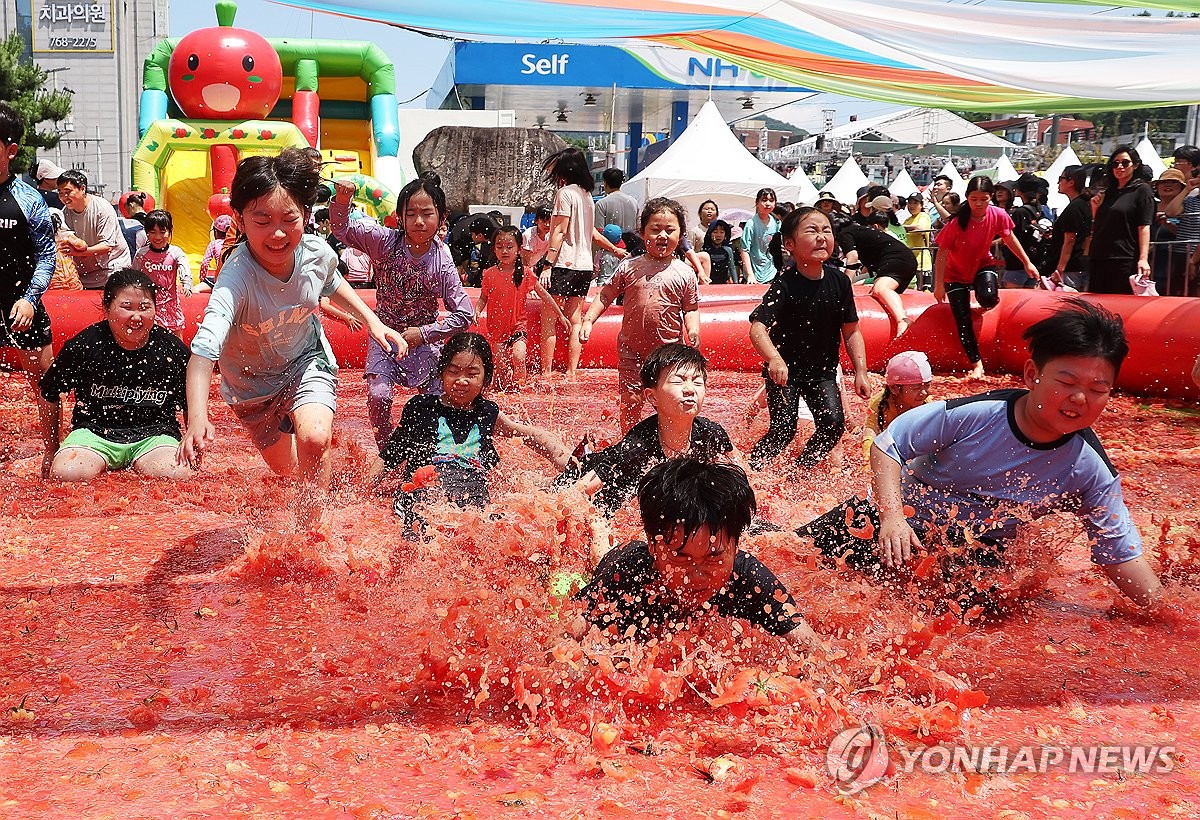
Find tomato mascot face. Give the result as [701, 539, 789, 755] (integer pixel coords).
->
[168, 26, 282, 119]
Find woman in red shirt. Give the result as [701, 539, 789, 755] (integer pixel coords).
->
[934, 176, 1039, 379]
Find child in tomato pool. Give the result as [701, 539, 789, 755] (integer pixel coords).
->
[797, 298, 1162, 611]
[366, 332, 571, 536]
[578, 197, 700, 433]
[556, 343, 739, 521]
[568, 457, 822, 649]
[132, 209, 192, 338]
[329, 176, 474, 448]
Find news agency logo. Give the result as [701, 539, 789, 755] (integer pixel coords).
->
[826, 724, 889, 794]
[826, 724, 1175, 794]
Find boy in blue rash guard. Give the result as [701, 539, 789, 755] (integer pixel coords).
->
[0, 102, 59, 476]
[798, 298, 1162, 609]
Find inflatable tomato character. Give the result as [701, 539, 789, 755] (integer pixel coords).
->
[168, 1, 282, 120]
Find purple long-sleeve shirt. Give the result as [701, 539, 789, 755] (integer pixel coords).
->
[329, 201, 473, 342]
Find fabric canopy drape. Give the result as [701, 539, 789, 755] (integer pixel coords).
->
[275, 0, 1200, 111]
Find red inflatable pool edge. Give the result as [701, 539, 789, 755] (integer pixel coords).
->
[10, 286, 1200, 400]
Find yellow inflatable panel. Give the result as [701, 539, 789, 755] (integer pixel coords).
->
[161, 150, 212, 277]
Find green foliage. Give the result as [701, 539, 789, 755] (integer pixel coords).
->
[0, 32, 73, 175]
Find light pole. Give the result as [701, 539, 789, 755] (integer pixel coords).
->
[43, 67, 70, 167]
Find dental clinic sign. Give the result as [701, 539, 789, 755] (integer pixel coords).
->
[33, 0, 114, 53]
[457, 43, 808, 93]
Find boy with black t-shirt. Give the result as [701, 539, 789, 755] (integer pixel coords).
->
[799, 298, 1162, 611]
[557, 343, 735, 519]
[0, 102, 59, 477]
[571, 458, 821, 648]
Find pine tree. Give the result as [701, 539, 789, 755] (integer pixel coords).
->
[0, 32, 73, 175]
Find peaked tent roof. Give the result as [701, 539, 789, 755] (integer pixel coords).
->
[820, 157, 870, 204]
[994, 154, 1019, 182]
[888, 169, 918, 199]
[623, 100, 801, 214]
[1135, 138, 1167, 179]
[788, 165, 820, 205]
[1043, 146, 1082, 212]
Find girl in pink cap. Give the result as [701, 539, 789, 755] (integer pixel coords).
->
[862, 350, 934, 461]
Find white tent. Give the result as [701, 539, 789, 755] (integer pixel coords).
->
[1135, 138, 1167, 179]
[623, 100, 801, 215]
[819, 157, 870, 205]
[994, 154, 1019, 183]
[787, 165, 820, 205]
[888, 169, 918, 199]
[1043, 146, 1082, 213]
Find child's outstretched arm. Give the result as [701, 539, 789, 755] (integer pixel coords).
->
[841, 322, 871, 399]
[326, 280, 408, 359]
[496, 411, 571, 469]
[1100, 556, 1161, 608]
[750, 321, 787, 385]
[577, 282, 621, 343]
[319, 296, 363, 332]
[683, 309, 700, 347]
[530, 277, 571, 331]
[870, 443, 923, 566]
[177, 355, 217, 468]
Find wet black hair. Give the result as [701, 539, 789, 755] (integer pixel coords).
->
[437, 331, 495, 387]
[755, 188, 777, 203]
[535, 205, 552, 221]
[702, 219, 732, 250]
[229, 148, 321, 214]
[1023, 297, 1128, 377]
[418, 169, 442, 189]
[543, 147, 595, 191]
[780, 205, 832, 241]
[639, 196, 687, 234]
[494, 224, 525, 286]
[126, 192, 148, 210]
[0, 101, 22, 145]
[397, 177, 449, 224]
[142, 209, 173, 233]
[621, 230, 645, 257]
[639, 342, 708, 389]
[956, 175, 996, 230]
[866, 212, 891, 228]
[102, 268, 158, 309]
[313, 207, 330, 223]
[637, 458, 756, 546]
[57, 169, 88, 191]
[469, 216, 496, 239]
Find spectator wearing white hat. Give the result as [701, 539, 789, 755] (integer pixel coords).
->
[31, 158, 67, 209]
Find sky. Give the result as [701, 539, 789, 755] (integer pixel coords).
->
[169, 0, 1150, 133]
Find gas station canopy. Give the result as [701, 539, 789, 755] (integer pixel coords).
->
[451, 42, 813, 135]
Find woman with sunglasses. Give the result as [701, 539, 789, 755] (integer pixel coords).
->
[1087, 145, 1154, 294]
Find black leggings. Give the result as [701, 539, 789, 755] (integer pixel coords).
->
[945, 268, 999, 364]
[749, 378, 844, 468]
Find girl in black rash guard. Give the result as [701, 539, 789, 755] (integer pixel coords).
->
[366, 332, 570, 535]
